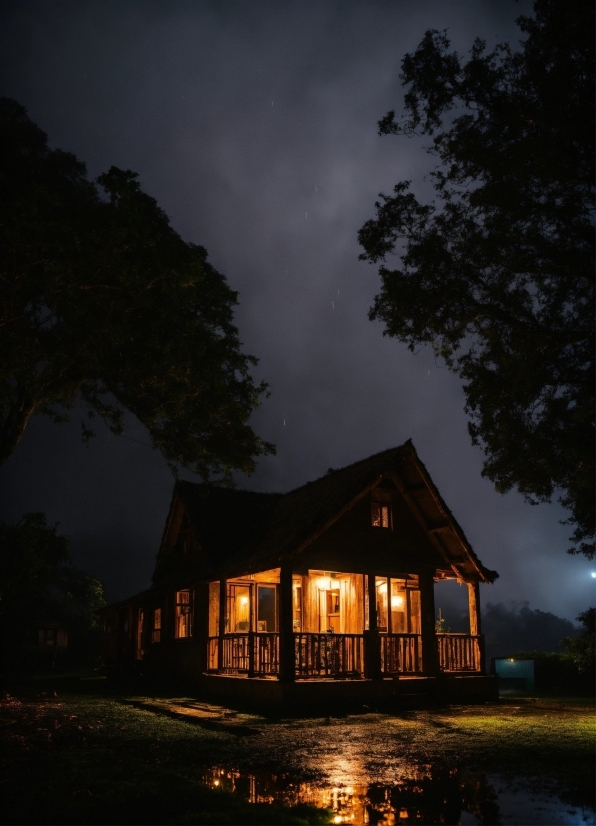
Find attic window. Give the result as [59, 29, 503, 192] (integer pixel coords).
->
[371, 490, 392, 529]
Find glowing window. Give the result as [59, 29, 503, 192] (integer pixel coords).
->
[371, 490, 392, 528]
[175, 590, 191, 639]
[151, 608, 162, 643]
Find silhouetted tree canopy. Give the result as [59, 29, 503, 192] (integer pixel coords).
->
[0, 513, 105, 671]
[562, 607, 595, 674]
[0, 98, 274, 482]
[358, 0, 594, 557]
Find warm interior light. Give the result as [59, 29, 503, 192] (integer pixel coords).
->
[391, 595, 404, 609]
[316, 577, 332, 590]
[333, 817, 342, 825]
[239, 596, 248, 606]
[377, 582, 387, 594]
[214, 780, 219, 786]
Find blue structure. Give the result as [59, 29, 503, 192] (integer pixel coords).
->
[493, 658, 535, 693]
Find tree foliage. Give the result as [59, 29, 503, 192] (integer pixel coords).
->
[0, 98, 274, 482]
[358, 1, 594, 557]
[0, 513, 106, 670]
[562, 607, 595, 675]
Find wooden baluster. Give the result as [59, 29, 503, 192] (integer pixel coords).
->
[279, 565, 295, 682]
[420, 572, 439, 676]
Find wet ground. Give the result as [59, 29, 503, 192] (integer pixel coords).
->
[2, 685, 594, 825]
[127, 695, 595, 824]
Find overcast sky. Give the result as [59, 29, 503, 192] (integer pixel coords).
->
[1, 0, 594, 620]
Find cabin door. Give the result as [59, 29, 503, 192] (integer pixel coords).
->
[256, 584, 278, 632]
[318, 586, 340, 633]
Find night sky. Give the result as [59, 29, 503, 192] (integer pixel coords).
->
[1, 0, 594, 621]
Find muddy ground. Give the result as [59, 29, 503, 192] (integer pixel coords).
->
[1, 675, 594, 824]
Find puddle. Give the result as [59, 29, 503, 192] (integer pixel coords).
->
[202, 766, 595, 825]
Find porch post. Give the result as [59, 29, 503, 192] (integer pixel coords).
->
[247, 580, 256, 682]
[364, 573, 382, 680]
[419, 571, 439, 676]
[468, 581, 485, 672]
[218, 578, 226, 671]
[279, 564, 295, 682]
[195, 582, 208, 673]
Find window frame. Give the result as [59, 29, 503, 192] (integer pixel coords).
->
[174, 589, 192, 639]
[151, 607, 162, 643]
[370, 489, 393, 530]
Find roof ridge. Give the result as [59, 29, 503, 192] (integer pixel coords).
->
[282, 441, 411, 495]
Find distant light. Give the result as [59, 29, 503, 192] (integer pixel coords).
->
[591, 572, 596, 579]
[509, 658, 515, 662]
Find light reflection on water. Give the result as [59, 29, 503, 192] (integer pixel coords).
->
[202, 764, 499, 824]
[202, 766, 595, 825]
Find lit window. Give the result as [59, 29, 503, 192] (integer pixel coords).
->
[175, 590, 191, 638]
[371, 490, 392, 528]
[152, 608, 162, 643]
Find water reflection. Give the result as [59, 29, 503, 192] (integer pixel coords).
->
[202, 765, 501, 824]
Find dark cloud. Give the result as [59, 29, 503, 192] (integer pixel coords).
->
[1, 0, 594, 615]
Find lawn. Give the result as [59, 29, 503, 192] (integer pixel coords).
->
[1, 674, 594, 825]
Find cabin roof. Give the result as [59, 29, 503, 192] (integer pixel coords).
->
[162, 440, 497, 584]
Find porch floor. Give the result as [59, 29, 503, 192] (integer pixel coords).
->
[197, 672, 498, 713]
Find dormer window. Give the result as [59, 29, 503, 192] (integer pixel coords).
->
[371, 490, 392, 529]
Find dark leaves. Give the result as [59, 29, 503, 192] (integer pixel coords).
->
[359, 1, 595, 557]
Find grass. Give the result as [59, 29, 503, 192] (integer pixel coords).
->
[1, 673, 594, 824]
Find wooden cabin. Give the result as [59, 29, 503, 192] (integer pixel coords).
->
[102, 441, 499, 709]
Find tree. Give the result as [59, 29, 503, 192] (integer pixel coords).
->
[0, 513, 106, 671]
[562, 607, 595, 675]
[0, 98, 274, 482]
[358, 1, 594, 557]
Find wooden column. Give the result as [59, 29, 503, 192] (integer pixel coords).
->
[278, 564, 295, 682]
[246, 583, 255, 677]
[467, 581, 481, 635]
[217, 578, 226, 672]
[468, 581, 485, 672]
[419, 571, 439, 676]
[364, 573, 382, 680]
[194, 582, 209, 674]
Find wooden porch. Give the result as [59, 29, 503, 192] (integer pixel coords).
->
[207, 631, 483, 679]
[206, 562, 485, 682]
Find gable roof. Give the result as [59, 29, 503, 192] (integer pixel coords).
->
[161, 440, 497, 584]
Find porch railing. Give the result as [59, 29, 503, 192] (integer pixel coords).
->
[294, 633, 364, 678]
[381, 633, 423, 674]
[437, 633, 482, 672]
[208, 633, 280, 675]
[222, 633, 250, 672]
[253, 632, 279, 675]
[209, 631, 483, 677]
[208, 636, 219, 670]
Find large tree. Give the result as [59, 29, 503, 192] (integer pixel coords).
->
[358, 0, 594, 557]
[0, 98, 273, 482]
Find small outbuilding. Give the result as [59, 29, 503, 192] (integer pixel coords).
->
[102, 441, 498, 710]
